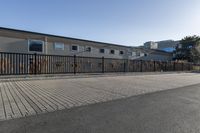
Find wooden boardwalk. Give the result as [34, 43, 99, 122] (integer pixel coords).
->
[0, 73, 200, 121]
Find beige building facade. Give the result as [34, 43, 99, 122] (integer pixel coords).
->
[0, 27, 172, 61]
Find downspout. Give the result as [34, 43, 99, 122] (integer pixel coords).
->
[45, 37, 48, 54]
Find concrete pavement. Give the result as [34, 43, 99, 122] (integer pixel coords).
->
[0, 73, 200, 121]
[1, 83, 200, 133]
[0, 73, 200, 120]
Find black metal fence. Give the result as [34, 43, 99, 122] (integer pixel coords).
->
[0, 52, 198, 75]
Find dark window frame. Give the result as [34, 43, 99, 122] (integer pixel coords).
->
[71, 45, 78, 51]
[110, 49, 115, 54]
[86, 47, 91, 52]
[28, 40, 44, 53]
[119, 51, 124, 55]
[99, 49, 105, 53]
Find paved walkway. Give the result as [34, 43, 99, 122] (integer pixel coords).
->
[0, 73, 200, 121]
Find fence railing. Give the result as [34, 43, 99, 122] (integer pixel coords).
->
[0, 52, 198, 75]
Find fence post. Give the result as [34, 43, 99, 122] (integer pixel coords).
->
[34, 53, 37, 75]
[74, 55, 76, 74]
[140, 60, 143, 72]
[124, 60, 126, 72]
[127, 59, 129, 72]
[153, 61, 156, 72]
[182, 62, 184, 71]
[102, 56, 104, 73]
[199, 64, 200, 72]
[173, 62, 176, 71]
[0, 53, 2, 74]
[189, 63, 192, 71]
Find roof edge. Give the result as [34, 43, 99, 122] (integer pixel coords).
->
[0, 27, 133, 48]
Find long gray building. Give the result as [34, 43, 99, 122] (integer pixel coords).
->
[0, 27, 172, 61]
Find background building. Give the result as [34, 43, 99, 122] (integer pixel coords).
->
[144, 40, 180, 52]
[156, 40, 180, 52]
[144, 41, 158, 49]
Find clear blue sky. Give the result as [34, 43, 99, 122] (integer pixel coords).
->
[0, 0, 200, 46]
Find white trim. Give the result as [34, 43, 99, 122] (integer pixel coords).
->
[28, 39, 44, 53]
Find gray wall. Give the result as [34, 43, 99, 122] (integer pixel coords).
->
[136, 53, 172, 61]
[46, 41, 128, 59]
[0, 36, 28, 53]
[156, 40, 179, 50]
[0, 36, 130, 59]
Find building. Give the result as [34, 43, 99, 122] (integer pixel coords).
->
[144, 41, 158, 49]
[132, 48, 173, 61]
[0, 27, 172, 61]
[144, 40, 180, 52]
[156, 40, 180, 51]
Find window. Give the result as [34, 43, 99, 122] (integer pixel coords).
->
[119, 51, 124, 55]
[99, 49, 105, 53]
[86, 47, 91, 52]
[140, 53, 145, 56]
[188, 45, 193, 49]
[132, 52, 136, 56]
[54, 43, 64, 50]
[71, 45, 78, 51]
[28, 40, 44, 52]
[110, 50, 115, 54]
[136, 52, 140, 56]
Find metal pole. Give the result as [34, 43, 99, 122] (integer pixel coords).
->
[34, 53, 37, 75]
[127, 59, 129, 72]
[173, 62, 176, 71]
[74, 55, 76, 74]
[102, 56, 104, 73]
[199, 64, 200, 72]
[182, 62, 184, 71]
[124, 60, 126, 72]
